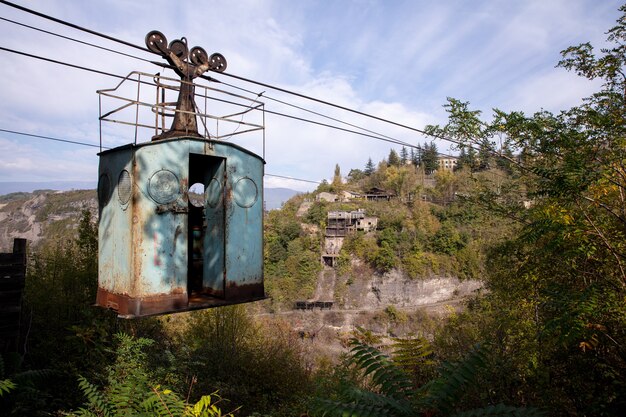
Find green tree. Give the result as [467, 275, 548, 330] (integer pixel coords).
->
[410, 147, 420, 167]
[428, 6, 626, 414]
[347, 168, 365, 183]
[400, 146, 409, 165]
[388, 149, 401, 167]
[421, 142, 439, 174]
[331, 163, 342, 191]
[364, 158, 375, 176]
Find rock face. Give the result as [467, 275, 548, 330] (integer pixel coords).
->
[0, 190, 96, 251]
[363, 270, 481, 309]
[337, 262, 481, 311]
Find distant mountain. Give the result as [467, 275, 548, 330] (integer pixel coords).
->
[0, 180, 299, 213]
[0, 181, 96, 195]
[264, 187, 301, 210]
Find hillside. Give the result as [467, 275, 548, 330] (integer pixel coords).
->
[0, 187, 300, 251]
[0, 189, 97, 251]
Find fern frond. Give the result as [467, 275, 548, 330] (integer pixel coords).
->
[418, 344, 488, 415]
[12, 368, 55, 385]
[391, 336, 434, 370]
[450, 403, 546, 417]
[149, 386, 186, 417]
[187, 392, 235, 417]
[72, 407, 101, 417]
[313, 395, 404, 417]
[77, 375, 113, 417]
[0, 378, 16, 397]
[349, 339, 413, 399]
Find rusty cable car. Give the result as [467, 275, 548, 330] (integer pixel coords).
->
[95, 32, 266, 318]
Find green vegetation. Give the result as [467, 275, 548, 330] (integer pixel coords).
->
[70, 333, 236, 417]
[2, 5, 625, 416]
[424, 7, 626, 414]
[312, 338, 542, 417]
[264, 197, 322, 309]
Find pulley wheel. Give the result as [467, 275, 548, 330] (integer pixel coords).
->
[190, 46, 208, 66]
[209, 53, 227, 72]
[169, 39, 188, 59]
[145, 30, 167, 55]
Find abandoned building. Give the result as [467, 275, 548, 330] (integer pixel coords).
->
[364, 187, 395, 201]
[322, 209, 377, 266]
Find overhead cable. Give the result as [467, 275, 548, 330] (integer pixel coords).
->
[0, 0, 450, 146]
[0, 127, 321, 185]
[0, 45, 421, 149]
[0, 0, 150, 53]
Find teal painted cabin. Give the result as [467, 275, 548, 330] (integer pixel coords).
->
[96, 137, 265, 317]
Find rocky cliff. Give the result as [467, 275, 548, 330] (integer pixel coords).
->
[0, 190, 96, 251]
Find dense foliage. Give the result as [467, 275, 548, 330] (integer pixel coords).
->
[425, 6, 626, 415]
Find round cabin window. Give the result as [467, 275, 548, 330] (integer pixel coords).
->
[234, 177, 258, 208]
[206, 178, 223, 208]
[118, 170, 132, 205]
[97, 173, 111, 207]
[149, 169, 180, 204]
[188, 182, 205, 208]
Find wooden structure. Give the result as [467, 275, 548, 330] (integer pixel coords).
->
[0, 238, 26, 352]
[294, 301, 333, 310]
[364, 187, 395, 201]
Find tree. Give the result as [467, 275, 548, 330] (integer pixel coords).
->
[427, 6, 626, 414]
[364, 157, 375, 175]
[388, 149, 400, 167]
[347, 168, 365, 183]
[495, 142, 514, 174]
[410, 147, 420, 167]
[477, 138, 494, 171]
[421, 142, 439, 174]
[400, 146, 409, 165]
[331, 163, 342, 191]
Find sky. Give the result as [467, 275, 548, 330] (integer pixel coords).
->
[0, 0, 623, 192]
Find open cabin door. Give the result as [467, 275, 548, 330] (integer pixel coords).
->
[188, 153, 226, 300]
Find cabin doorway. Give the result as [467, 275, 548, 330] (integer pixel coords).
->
[188, 154, 226, 301]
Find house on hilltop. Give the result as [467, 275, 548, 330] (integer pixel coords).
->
[437, 155, 458, 171]
[364, 187, 395, 201]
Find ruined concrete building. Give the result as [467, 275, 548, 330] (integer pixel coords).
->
[322, 209, 377, 266]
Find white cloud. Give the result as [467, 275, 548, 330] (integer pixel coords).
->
[0, 0, 622, 190]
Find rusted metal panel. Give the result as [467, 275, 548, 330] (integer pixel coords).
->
[98, 147, 133, 296]
[97, 137, 265, 318]
[223, 146, 264, 300]
[198, 154, 226, 297]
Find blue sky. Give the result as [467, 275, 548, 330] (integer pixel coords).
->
[0, 0, 622, 191]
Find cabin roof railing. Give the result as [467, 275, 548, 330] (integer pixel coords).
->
[97, 71, 266, 155]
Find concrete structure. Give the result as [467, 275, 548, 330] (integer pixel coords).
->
[357, 217, 378, 232]
[437, 156, 459, 171]
[317, 192, 338, 202]
[322, 209, 377, 266]
[341, 190, 362, 201]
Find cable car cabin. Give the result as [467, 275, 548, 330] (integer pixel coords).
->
[96, 32, 267, 317]
[96, 138, 265, 317]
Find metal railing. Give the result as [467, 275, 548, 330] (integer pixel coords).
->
[97, 71, 265, 156]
